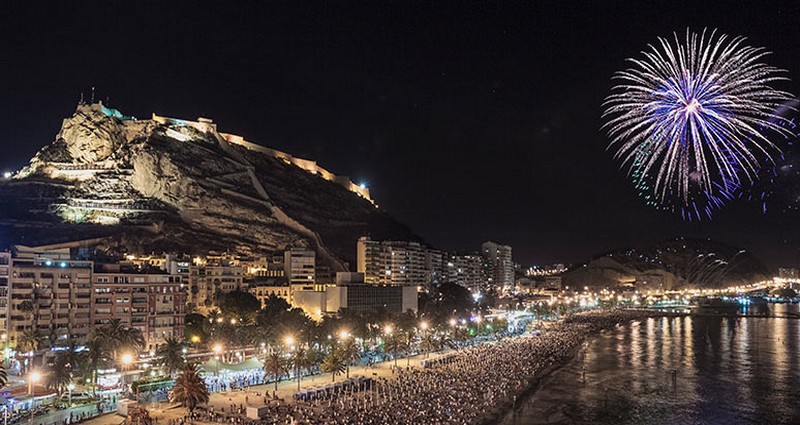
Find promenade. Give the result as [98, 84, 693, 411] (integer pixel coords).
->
[80, 349, 449, 425]
[80, 309, 670, 425]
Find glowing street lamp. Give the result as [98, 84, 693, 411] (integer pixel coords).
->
[28, 371, 41, 396]
[213, 344, 223, 376]
[384, 325, 393, 335]
[27, 371, 41, 425]
[284, 335, 295, 349]
[448, 318, 457, 328]
[67, 383, 75, 406]
[419, 321, 429, 331]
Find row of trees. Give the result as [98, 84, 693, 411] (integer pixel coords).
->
[41, 318, 147, 399]
[188, 282, 485, 351]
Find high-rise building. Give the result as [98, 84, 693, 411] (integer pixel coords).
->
[92, 267, 186, 350]
[356, 237, 428, 288]
[425, 249, 445, 286]
[481, 241, 514, 290]
[446, 253, 484, 293]
[284, 248, 315, 285]
[357, 236, 389, 285]
[0, 253, 10, 340]
[7, 247, 94, 348]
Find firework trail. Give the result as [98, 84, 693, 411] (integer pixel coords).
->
[603, 28, 794, 219]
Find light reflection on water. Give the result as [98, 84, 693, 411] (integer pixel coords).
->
[501, 304, 800, 425]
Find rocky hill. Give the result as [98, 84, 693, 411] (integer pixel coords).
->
[561, 238, 769, 290]
[0, 102, 420, 270]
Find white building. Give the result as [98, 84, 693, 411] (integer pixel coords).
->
[356, 237, 428, 288]
[284, 248, 315, 285]
[481, 241, 514, 291]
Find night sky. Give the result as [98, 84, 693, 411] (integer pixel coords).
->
[4, 1, 800, 268]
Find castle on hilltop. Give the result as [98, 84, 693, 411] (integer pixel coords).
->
[148, 110, 372, 203]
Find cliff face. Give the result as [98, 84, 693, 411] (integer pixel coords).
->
[1, 103, 419, 269]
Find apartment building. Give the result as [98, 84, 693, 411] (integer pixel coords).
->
[92, 267, 187, 350]
[7, 247, 93, 348]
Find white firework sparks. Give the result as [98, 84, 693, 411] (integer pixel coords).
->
[603, 28, 793, 218]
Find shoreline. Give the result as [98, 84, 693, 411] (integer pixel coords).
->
[480, 309, 685, 425]
[481, 341, 581, 425]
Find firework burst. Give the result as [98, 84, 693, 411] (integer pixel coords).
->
[603, 28, 794, 219]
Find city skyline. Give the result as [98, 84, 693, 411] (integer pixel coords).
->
[5, 2, 800, 268]
[4, 3, 800, 425]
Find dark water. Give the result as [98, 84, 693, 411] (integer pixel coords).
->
[501, 304, 800, 425]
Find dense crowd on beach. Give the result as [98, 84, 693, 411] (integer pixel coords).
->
[180, 309, 668, 425]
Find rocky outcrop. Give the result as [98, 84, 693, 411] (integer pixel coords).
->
[562, 238, 769, 289]
[1, 103, 420, 269]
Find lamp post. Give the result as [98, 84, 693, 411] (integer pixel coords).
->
[28, 371, 40, 425]
[419, 321, 430, 359]
[1, 333, 7, 368]
[285, 336, 299, 391]
[121, 353, 133, 371]
[28, 371, 40, 396]
[213, 344, 223, 377]
[67, 383, 75, 406]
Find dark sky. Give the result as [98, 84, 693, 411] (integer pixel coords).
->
[4, 1, 800, 269]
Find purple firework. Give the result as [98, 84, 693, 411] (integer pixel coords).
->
[603, 28, 794, 219]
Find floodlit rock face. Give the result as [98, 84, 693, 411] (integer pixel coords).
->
[2, 103, 419, 269]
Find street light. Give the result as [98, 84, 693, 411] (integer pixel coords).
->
[121, 353, 134, 367]
[419, 321, 429, 331]
[448, 318, 457, 327]
[28, 371, 41, 396]
[67, 383, 75, 406]
[213, 344, 223, 376]
[384, 325, 393, 335]
[28, 370, 41, 425]
[284, 336, 295, 347]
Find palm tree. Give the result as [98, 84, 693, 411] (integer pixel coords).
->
[49, 343, 85, 400]
[46, 359, 73, 399]
[419, 332, 437, 359]
[0, 362, 7, 389]
[84, 337, 111, 396]
[402, 332, 415, 367]
[54, 343, 86, 375]
[383, 333, 403, 368]
[16, 328, 41, 373]
[290, 346, 313, 391]
[169, 363, 209, 419]
[339, 337, 359, 379]
[453, 327, 471, 348]
[92, 319, 145, 362]
[320, 351, 345, 383]
[263, 350, 289, 393]
[156, 338, 185, 377]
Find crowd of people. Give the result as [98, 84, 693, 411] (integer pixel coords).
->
[198, 309, 667, 425]
[204, 370, 269, 393]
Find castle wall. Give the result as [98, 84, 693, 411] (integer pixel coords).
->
[150, 113, 373, 203]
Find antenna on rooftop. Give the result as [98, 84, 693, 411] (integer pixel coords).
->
[79, 91, 84, 105]
[90, 86, 96, 103]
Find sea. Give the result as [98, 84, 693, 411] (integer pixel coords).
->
[500, 303, 800, 425]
